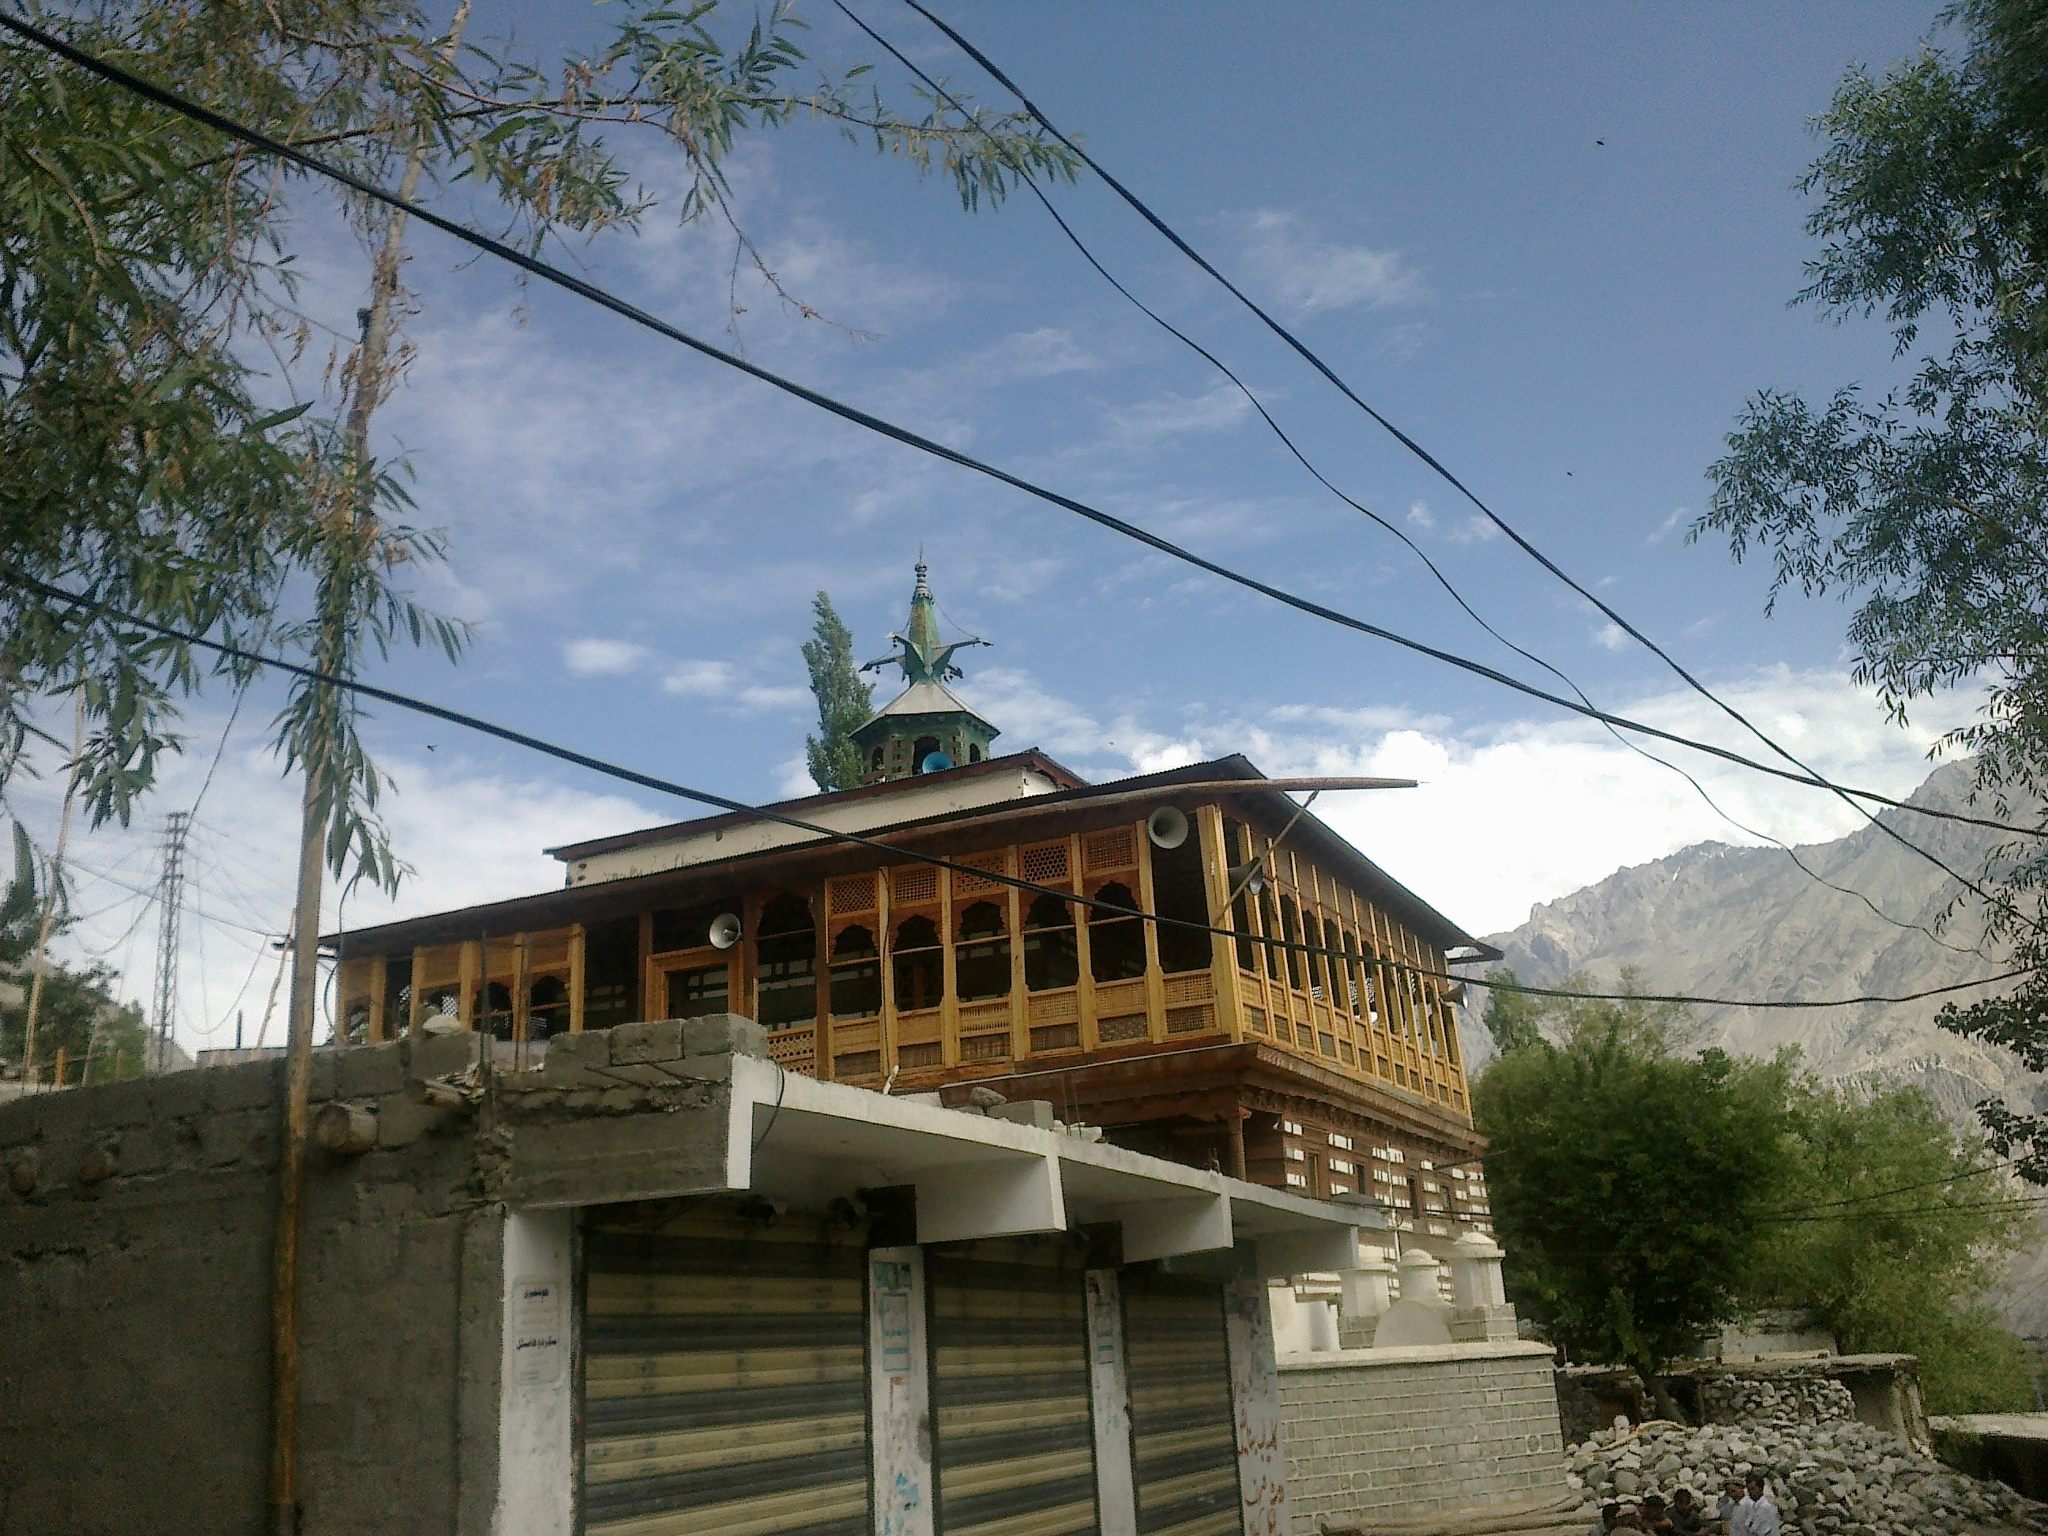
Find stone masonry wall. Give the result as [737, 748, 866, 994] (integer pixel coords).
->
[1279, 1341, 1566, 1532]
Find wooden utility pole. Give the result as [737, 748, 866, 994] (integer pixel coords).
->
[270, 11, 470, 1531]
[21, 694, 85, 1086]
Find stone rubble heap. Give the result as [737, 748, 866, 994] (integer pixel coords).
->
[1566, 1398, 2048, 1535]
[1699, 1376, 1860, 1428]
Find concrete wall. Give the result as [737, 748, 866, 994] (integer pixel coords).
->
[0, 1035, 556, 1535]
[1278, 1341, 1565, 1532]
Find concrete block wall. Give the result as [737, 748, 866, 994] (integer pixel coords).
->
[0, 1041, 503, 1536]
[0, 1021, 749, 1535]
[1278, 1340, 1566, 1531]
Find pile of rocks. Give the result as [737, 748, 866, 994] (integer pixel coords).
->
[1566, 1414, 2048, 1534]
[1699, 1375, 1857, 1427]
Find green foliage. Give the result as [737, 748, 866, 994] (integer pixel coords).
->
[1753, 1078, 2037, 1414]
[1479, 967, 1547, 1056]
[2, 0, 1077, 889]
[1695, 0, 2048, 1173]
[0, 828, 146, 1082]
[802, 590, 874, 792]
[1473, 979, 1796, 1394]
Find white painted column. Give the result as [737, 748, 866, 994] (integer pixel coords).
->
[494, 1208, 575, 1536]
[868, 1246, 934, 1536]
[1225, 1279, 1290, 1536]
[1085, 1269, 1138, 1536]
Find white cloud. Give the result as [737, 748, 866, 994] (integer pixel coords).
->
[1593, 621, 1629, 652]
[734, 684, 811, 715]
[1646, 506, 1690, 546]
[1406, 500, 1436, 531]
[1239, 208, 1423, 314]
[563, 637, 650, 676]
[1106, 383, 1251, 442]
[1449, 514, 1501, 545]
[662, 660, 736, 697]
[15, 712, 654, 1059]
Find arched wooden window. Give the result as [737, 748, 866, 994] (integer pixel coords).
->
[483, 981, 516, 1042]
[893, 914, 943, 1012]
[955, 900, 1011, 1002]
[1088, 881, 1146, 984]
[341, 997, 374, 1046]
[829, 925, 880, 1018]
[1151, 822, 1211, 975]
[754, 892, 818, 1029]
[1341, 930, 1367, 1021]
[1320, 918, 1346, 1008]
[1278, 896, 1305, 991]
[1258, 885, 1284, 981]
[1224, 819, 1257, 973]
[528, 976, 570, 1040]
[1023, 894, 1079, 992]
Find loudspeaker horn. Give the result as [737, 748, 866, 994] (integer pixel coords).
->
[707, 912, 743, 950]
[919, 749, 956, 775]
[1225, 857, 1266, 896]
[1146, 805, 1190, 850]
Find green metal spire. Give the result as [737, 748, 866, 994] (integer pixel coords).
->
[851, 559, 999, 783]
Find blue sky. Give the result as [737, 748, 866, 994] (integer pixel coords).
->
[24, 2, 1988, 1050]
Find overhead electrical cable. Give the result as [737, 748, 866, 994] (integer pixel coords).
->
[893, 0, 2043, 930]
[2, 11, 2038, 849]
[8, 570, 2029, 1015]
[830, 1, 1988, 962]
[1757, 1155, 2030, 1217]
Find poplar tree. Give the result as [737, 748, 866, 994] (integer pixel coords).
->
[803, 591, 874, 792]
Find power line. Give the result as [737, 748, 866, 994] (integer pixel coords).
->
[892, 0, 2045, 936]
[10, 571, 2030, 1015]
[2, 13, 2039, 852]
[830, 0, 1987, 964]
[1759, 1156, 2031, 1218]
[1750, 1196, 2048, 1224]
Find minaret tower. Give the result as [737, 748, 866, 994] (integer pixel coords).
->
[851, 559, 1000, 784]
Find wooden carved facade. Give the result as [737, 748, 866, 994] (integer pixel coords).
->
[340, 810, 1467, 1105]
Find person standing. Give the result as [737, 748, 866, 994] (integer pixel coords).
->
[1731, 1475, 1781, 1536]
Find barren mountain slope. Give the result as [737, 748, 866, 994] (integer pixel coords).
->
[1470, 760, 2047, 1335]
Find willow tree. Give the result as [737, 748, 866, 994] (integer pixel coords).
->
[1, 0, 1075, 981]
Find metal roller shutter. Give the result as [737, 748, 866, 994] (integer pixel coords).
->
[928, 1239, 1098, 1536]
[580, 1204, 869, 1536]
[1124, 1271, 1241, 1536]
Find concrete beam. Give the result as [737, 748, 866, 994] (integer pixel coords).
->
[1255, 1225, 1361, 1279]
[915, 1154, 1064, 1245]
[1111, 1194, 1233, 1263]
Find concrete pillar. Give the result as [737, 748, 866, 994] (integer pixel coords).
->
[1396, 1246, 1444, 1303]
[868, 1247, 933, 1536]
[1303, 1297, 1340, 1353]
[1447, 1230, 1520, 1344]
[495, 1208, 574, 1536]
[1225, 1280, 1290, 1535]
[1084, 1270, 1137, 1536]
[1448, 1230, 1507, 1310]
[1267, 1280, 1308, 1355]
[1338, 1247, 1397, 1321]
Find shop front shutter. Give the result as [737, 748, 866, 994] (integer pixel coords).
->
[580, 1203, 869, 1536]
[928, 1238, 1098, 1535]
[1123, 1270, 1241, 1536]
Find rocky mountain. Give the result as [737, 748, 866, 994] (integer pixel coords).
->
[1468, 759, 2048, 1335]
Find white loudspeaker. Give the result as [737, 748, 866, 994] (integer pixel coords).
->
[1146, 806, 1190, 850]
[707, 912, 743, 950]
[1226, 857, 1266, 896]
